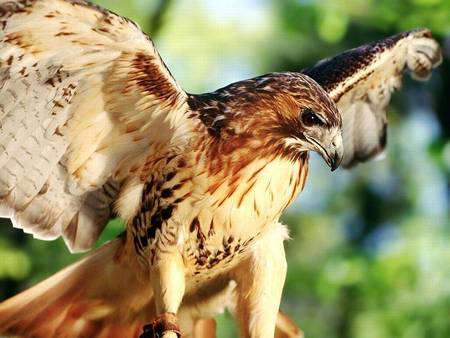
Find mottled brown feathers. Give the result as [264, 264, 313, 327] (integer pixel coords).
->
[303, 28, 436, 97]
[0, 0, 35, 15]
[188, 72, 340, 136]
[131, 52, 180, 102]
[187, 72, 340, 167]
[303, 31, 408, 94]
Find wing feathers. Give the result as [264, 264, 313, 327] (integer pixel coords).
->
[305, 28, 441, 167]
[407, 36, 442, 80]
[0, 0, 188, 251]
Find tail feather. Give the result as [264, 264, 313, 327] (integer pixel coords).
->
[275, 311, 304, 338]
[0, 238, 153, 338]
[0, 237, 304, 338]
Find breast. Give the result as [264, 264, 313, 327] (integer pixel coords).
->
[181, 153, 309, 274]
[227, 155, 309, 223]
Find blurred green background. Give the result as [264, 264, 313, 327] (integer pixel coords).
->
[1, 0, 449, 337]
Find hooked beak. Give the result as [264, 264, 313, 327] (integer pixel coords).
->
[305, 132, 344, 171]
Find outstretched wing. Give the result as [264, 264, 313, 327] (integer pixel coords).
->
[304, 28, 442, 167]
[0, 0, 189, 252]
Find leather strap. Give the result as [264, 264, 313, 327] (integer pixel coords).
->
[140, 312, 181, 338]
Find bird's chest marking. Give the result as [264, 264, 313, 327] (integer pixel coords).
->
[185, 155, 308, 273]
[186, 217, 253, 272]
[130, 150, 308, 271]
[130, 156, 191, 257]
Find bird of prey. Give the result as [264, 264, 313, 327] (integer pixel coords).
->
[0, 0, 441, 337]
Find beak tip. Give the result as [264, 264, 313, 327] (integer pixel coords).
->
[329, 153, 343, 172]
[309, 133, 344, 172]
[330, 162, 339, 171]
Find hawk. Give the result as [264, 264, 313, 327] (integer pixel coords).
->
[0, 1, 441, 337]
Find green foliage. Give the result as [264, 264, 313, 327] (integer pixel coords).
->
[0, 239, 30, 281]
[0, 1, 449, 337]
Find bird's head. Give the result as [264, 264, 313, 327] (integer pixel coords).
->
[267, 72, 344, 170]
[190, 72, 344, 170]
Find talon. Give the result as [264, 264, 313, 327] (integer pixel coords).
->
[139, 323, 154, 338]
[140, 312, 181, 338]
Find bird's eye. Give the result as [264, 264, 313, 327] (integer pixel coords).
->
[302, 109, 323, 127]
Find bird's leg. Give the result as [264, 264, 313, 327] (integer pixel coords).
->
[141, 250, 185, 338]
[231, 225, 287, 338]
[193, 317, 217, 338]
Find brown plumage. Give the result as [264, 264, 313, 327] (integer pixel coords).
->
[0, 1, 441, 338]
